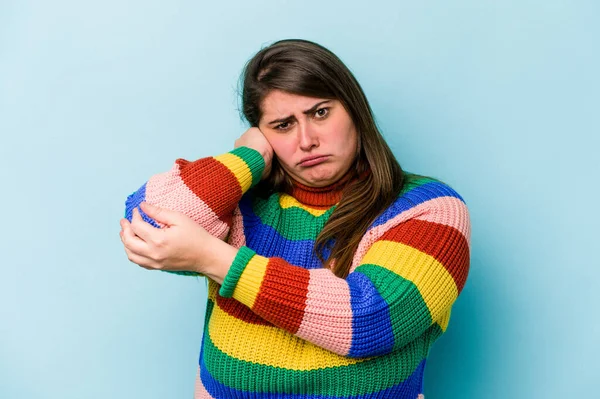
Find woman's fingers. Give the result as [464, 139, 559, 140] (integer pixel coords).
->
[120, 225, 156, 270]
[120, 217, 153, 257]
[122, 244, 155, 270]
[139, 202, 180, 226]
[119, 207, 203, 273]
[128, 207, 160, 242]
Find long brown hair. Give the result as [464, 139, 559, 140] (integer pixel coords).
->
[239, 39, 404, 278]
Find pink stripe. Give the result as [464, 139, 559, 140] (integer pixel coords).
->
[227, 205, 247, 248]
[194, 366, 215, 399]
[145, 163, 229, 239]
[350, 197, 469, 273]
[296, 269, 353, 356]
[414, 198, 471, 243]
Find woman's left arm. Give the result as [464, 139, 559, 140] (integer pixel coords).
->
[217, 193, 471, 359]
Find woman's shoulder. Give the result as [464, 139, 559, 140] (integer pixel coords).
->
[399, 170, 466, 203]
[368, 170, 467, 230]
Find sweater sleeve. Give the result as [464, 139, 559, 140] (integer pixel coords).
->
[218, 186, 471, 358]
[124, 146, 265, 276]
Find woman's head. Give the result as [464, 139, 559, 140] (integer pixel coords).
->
[239, 39, 405, 277]
[257, 90, 359, 188]
[241, 39, 377, 186]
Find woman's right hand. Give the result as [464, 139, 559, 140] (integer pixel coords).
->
[234, 127, 273, 180]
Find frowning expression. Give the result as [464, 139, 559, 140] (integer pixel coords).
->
[258, 90, 359, 187]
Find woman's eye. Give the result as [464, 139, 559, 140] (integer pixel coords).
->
[315, 108, 329, 118]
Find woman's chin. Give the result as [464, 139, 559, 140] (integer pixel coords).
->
[296, 168, 343, 187]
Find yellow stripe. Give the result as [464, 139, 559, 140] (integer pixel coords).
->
[231, 255, 269, 309]
[214, 153, 253, 192]
[279, 194, 329, 217]
[208, 279, 219, 300]
[208, 301, 363, 370]
[436, 308, 451, 332]
[360, 241, 458, 320]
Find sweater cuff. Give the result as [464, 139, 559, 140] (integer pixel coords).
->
[219, 246, 257, 298]
[227, 147, 266, 189]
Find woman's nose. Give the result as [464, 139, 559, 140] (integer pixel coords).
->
[298, 122, 319, 150]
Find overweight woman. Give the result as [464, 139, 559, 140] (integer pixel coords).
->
[119, 39, 471, 399]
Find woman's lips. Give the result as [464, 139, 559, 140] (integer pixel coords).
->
[299, 155, 329, 167]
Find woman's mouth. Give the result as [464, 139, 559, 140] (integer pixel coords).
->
[299, 155, 329, 167]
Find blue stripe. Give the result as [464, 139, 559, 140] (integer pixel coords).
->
[240, 195, 327, 269]
[370, 181, 464, 229]
[199, 356, 426, 399]
[238, 182, 461, 269]
[124, 182, 160, 227]
[238, 182, 461, 270]
[123, 183, 203, 276]
[347, 271, 395, 358]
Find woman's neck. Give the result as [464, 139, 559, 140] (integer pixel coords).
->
[288, 171, 356, 208]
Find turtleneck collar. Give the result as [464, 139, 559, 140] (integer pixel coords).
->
[288, 170, 357, 208]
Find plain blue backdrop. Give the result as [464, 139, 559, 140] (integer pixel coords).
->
[1, 1, 598, 398]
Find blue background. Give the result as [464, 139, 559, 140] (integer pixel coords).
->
[1, 1, 598, 397]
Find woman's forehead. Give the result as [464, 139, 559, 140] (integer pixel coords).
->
[260, 91, 337, 118]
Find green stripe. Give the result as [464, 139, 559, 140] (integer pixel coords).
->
[249, 173, 441, 241]
[245, 172, 439, 242]
[251, 194, 336, 241]
[230, 146, 266, 187]
[219, 246, 256, 298]
[427, 321, 445, 345]
[201, 317, 434, 395]
[400, 172, 440, 195]
[354, 265, 433, 351]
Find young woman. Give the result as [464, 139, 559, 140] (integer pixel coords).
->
[119, 39, 471, 399]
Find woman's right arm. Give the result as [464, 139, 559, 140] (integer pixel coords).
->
[124, 128, 272, 241]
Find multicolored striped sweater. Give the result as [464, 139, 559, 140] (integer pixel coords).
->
[124, 146, 471, 399]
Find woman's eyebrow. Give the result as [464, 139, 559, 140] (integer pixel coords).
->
[267, 100, 332, 125]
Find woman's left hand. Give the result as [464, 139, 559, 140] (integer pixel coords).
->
[119, 202, 218, 274]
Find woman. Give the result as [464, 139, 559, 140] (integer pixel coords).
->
[120, 39, 471, 399]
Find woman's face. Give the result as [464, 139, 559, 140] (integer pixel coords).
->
[258, 90, 359, 188]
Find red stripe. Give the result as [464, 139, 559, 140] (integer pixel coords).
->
[379, 219, 470, 293]
[215, 294, 273, 326]
[252, 258, 310, 334]
[176, 158, 242, 225]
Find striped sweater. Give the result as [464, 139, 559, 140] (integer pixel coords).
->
[124, 146, 471, 399]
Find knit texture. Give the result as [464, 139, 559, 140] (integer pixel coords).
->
[124, 147, 471, 399]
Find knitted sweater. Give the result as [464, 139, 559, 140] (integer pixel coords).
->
[124, 147, 471, 399]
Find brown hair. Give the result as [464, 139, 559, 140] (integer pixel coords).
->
[239, 39, 404, 278]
